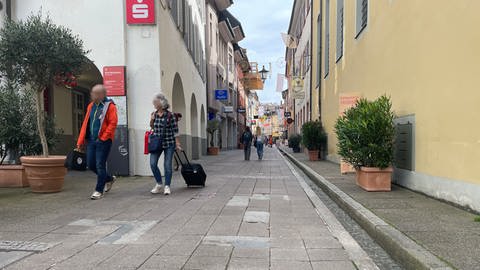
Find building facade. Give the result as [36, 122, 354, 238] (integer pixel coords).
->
[6, 0, 207, 176]
[310, 0, 480, 211]
[205, 0, 248, 151]
[285, 0, 312, 135]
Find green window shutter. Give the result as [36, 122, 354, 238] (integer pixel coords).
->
[336, 0, 344, 62]
[324, 0, 330, 78]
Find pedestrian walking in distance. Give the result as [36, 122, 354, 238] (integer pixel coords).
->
[149, 94, 182, 195]
[77, 84, 118, 200]
[241, 126, 253, 161]
[254, 126, 264, 160]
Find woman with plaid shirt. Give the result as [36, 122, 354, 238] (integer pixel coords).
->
[149, 94, 182, 195]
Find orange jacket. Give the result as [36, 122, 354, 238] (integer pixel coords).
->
[77, 100, 118, 146]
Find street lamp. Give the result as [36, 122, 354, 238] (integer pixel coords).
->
[259, 65, 269, 83]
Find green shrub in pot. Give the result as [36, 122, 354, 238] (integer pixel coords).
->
[301, 121, 327, 151]
[335, 95, 396, 191]
[335, 95, 395, 168]
[288, 134, 302, 152]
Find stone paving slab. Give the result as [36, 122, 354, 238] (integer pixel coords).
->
[282, 147, 468, 270]
[0, 147, 378, 269]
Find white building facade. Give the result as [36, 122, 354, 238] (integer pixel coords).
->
[3, 0, 207, 176]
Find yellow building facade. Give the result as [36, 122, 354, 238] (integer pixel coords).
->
[313, 0, 480, 211]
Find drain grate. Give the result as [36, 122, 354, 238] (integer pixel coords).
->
[0, 240, 56, 252]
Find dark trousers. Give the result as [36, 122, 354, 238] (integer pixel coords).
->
[87, 139, 113, 193]
[244, 143, 251, 160]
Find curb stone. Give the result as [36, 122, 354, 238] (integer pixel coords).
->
[279, 148, 454, 270]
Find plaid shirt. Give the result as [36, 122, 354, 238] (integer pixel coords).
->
[152, 111, 179, 149]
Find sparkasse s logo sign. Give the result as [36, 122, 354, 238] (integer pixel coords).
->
[126, 0, 155, 25]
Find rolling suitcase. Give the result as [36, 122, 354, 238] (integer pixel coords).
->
[64, 149, 87, 171]
[175, 150, 206, 187]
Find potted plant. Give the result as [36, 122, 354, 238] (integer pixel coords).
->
[335, 96, 395, 191]
[0, 14, 88, 193]
[206, 119, 220, 155]
[288, 134, 302, 153]
[0, 82, 61, 188]
[301, 121, 327, 161]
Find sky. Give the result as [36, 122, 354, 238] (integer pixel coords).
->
[229, 0, 294, 104]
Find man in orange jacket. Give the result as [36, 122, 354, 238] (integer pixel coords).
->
[77, 84, 118, 200]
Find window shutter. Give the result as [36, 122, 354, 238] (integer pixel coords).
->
[356, 0, 368, 37]
[171, 0, 178, 25]
[361, 0, 368, 29]
[336, 0, 344, 61]
[324, 0, 330, 77]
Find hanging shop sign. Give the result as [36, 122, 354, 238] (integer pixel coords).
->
[215, 89, 228, 100]
[242, 73, 264, 90]
[290, 76, 305, 99]
[126, 0, 156, 25]
[237, 107, 246, 113]
[103, 66, 126, 96]
[284, 111, 291, 118]
[223, 106, 234, 113]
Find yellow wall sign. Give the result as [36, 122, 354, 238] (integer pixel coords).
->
[339, 93, 361, 174]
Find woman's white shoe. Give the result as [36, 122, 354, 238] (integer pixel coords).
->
[164, 186, 171, 195]
[150, 184, 163, 194]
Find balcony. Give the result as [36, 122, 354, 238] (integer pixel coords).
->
[218, 18, 235, 42]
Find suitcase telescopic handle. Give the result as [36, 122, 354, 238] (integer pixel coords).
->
[174, 150, 191, 166]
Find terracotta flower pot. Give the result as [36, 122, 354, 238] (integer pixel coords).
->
[20, 156, 67, 193]
[207, 147, 219, 155]
[0, 165, 28, 188]
[356, 166, 393, 192]
[308, 150, 319, 161]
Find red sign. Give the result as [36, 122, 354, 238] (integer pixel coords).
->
[103, 66, 126, 96]
[126, 0, 156, 25]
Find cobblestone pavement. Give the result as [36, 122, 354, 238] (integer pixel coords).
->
[282, 153, 403, 270]
[1, 147, 379, 270]
[284, 148, 480, 270]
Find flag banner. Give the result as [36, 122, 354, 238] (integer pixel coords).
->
[276, 73, 285, 92]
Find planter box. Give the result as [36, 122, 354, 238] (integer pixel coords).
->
[21, 156, 67, 193]
[0, 165, 28, 187]
[356, 166, 393, 192]
[307, 150, 319, 161]
[207, 147, 219, 155]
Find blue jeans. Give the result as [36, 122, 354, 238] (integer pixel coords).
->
[87, 139, 113, 193]
[150, 145, 175, 186]
[256, 141, 264, 160]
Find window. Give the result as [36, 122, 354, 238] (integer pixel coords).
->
[356, 0, 368, 38]
[316, 14, 321, 86]
[324, 0, 330, 78]
[336, 0, 344, 62]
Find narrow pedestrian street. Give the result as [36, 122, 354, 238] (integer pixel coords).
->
[0, 147, 379, 270]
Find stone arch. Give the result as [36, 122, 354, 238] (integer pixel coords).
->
[190, 94, 200, 159]
[200, 105, 207, 156]
[171, 73, 189, 155]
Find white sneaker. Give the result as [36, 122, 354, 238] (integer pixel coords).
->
[151, 184, 163, 194]
[164, 186, 171, 195]
[104, 176, 117, 193]
[90, 191, 103, 200]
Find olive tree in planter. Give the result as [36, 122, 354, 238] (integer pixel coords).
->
[288, 134, 302, 153]
[335, 96, 395, 191]
[0, 14, 88, 193]
[0, 82, 61, 187]
[301, 121, 327, 161]
[206, 119, 220, 155]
